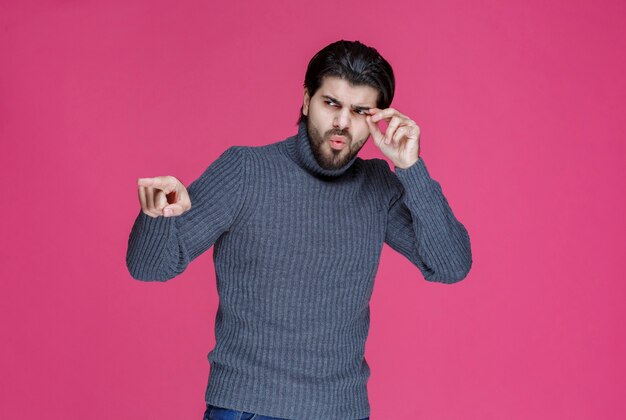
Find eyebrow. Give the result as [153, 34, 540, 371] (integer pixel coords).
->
[322, 95, 372, 114]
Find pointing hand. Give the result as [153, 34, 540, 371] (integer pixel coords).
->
[136, 176, 191, 218]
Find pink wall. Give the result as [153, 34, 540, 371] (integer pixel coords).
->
[2, 1, 625, 419]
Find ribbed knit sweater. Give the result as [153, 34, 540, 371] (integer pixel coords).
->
[126, 121, 472, 419]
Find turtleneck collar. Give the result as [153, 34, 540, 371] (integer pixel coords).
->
[287, 120, 359, 179]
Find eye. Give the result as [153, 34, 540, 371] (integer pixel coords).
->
[324, 99, 339, 107]
[354, 109, 368, 116]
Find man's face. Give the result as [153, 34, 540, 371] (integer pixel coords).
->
[303, 76, 379, 170]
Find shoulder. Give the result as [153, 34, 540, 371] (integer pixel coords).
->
[213, 138, 291, 182]
[226, 135, 290, 159]
[217, 144, 263, 166]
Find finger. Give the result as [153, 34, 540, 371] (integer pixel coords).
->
[137, 176, 178, 194]
[138, 185, 147, 209]
[392, 126, 409, 145]
[371, 107, 401, 123]
[145, 187, 156, 213]
[163, 203, 186, 217]
[163, 191, 192, 216]
[137, 178, 155, 187]
[139, 186, 159, 217]
[155, 190, 168, 212]
[402, 122, 420, 143]
[384, 116, 406, 145]
[366, 116, 385, 146]
[367, 107, 382, 119]
[370, 107, 391, 123]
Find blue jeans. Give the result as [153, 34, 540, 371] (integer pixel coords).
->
[203, 403, 370, 420]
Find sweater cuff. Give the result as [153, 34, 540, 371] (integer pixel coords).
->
[137, 210, 176, 233]
[126, 210, 180, 280]
[393, 158, 441, 207]
[394, 157, 432, 187]
[132, 211, 179, 262]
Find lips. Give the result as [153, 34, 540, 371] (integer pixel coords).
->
[329, 135, 347, 150]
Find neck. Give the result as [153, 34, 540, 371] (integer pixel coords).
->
[287, 121, 359, 178]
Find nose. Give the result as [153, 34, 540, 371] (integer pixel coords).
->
[333, 108, 351, 130]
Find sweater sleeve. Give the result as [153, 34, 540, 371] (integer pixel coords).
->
[383, 157, 472, 283]
[126, 146, 249, 281]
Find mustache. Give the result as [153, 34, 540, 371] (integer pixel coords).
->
[325, 128, 352, 142]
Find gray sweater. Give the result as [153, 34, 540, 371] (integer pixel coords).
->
[126, 122, 472, 419]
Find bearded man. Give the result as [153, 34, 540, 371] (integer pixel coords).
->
[127, 39, 472, 420]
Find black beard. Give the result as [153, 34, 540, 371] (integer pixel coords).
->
[306, 122, 367, 170]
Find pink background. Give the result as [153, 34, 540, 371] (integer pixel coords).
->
[2, 1, 625, 419]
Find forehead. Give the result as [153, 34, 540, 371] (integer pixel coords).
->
[316, 76, 378, 106]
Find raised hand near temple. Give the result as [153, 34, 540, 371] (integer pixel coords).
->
[366, 107, 421, 169]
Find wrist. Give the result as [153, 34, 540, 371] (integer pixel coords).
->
[394, 157, 420, 170]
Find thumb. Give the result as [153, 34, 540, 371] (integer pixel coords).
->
[163, 203, 186, 217]
[366, 116, 384, 146]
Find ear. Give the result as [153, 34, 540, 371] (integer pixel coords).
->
[302, 88, 310, 116]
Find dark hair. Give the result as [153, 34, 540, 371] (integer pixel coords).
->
[298, 40, 395, 124]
